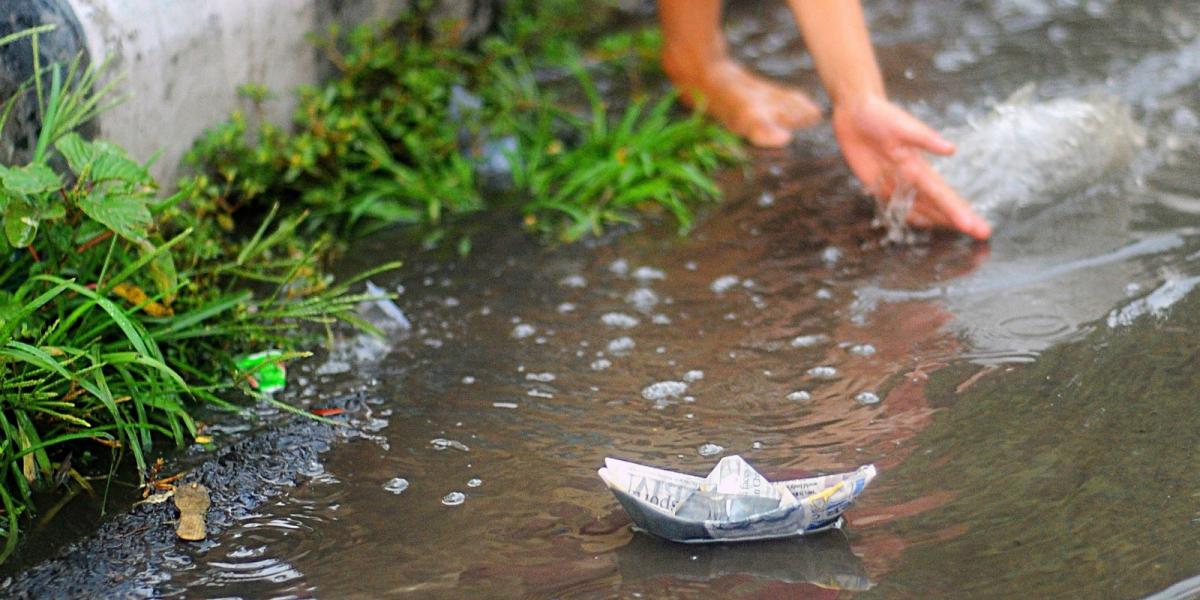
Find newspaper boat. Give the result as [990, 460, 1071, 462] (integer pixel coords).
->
[598, 455, 876, 543]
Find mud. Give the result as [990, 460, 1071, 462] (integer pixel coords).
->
[0, 391, 372, 599]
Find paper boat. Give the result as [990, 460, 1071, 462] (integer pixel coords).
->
[598, 455, 876, 543]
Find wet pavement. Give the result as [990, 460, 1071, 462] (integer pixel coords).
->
[11, 0, 1200, 597]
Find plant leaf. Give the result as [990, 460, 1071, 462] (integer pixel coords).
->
[4, 199, 38, 247]
[0, 163, 61, 195]
[76, 191, 152, 242]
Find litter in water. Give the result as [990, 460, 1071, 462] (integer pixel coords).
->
[234, 350, 288, 394]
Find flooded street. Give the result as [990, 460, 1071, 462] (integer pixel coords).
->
[104, 0, 1200, 597]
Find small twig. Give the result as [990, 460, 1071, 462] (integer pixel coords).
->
[77, 230, 114, 253]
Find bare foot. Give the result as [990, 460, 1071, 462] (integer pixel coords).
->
[663, 54, 822, 148]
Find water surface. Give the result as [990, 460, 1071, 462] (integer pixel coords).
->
[156, 1, 1200, 597]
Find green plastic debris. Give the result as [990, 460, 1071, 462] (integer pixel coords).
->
[235, 350, 287, 394]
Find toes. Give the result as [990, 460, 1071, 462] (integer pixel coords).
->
[772, 89, 822, 129]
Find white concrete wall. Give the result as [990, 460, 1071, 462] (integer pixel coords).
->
[65, 0, 408, 183]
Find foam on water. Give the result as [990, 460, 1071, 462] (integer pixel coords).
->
[641, 381, 688, 401]
[601, 313, 640, 328]
[791, 334, 829, 348]
[625, 288, 660, 311]
[383, 478, 410, 495]
[710, 275, 741, 293]
[855, 392, 882, 405]
[807, 366, 838, 379]
[430, 439, 470, 452]
[632, 266, 666, 282]
[608, 337, 636, 354]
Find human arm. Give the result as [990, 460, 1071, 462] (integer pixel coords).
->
[787, 0, 992, 240]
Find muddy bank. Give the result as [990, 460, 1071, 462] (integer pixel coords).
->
[0, 390, 376, 598]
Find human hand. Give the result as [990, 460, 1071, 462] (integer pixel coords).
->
[831, 95, 992, 240]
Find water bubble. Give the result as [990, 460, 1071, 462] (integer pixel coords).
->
[651, 314, 672, 325]
[757, 192, 776, 207]
[855, 392, 881, 405]
[590, 359, 612, 371]
[608, 337, 636, 354]
[625, 288, 660, 311]
[632, 266, 666, 282]
[815, 288, 833, 300]
[430, 438, 470, 452]
[655, 347, 666, 354]
[821, 246, 843, 264]
[467, 478, 483, 488]
[710, 275, 740, 293]
[684, 261, 698, 271]
[790, 334, 829, 348]
[384, 478, 410, 495]
[557, 302, 576, 313]
[316, 360, 352, 375]
[751, 441, 764, 449]
[395, 284, 406, 295]
[848, 344, 877, 357]
[525, 372, 556, 382]
[787, 390, 812, 401]
[559, 274, 587, 288]
[609, 259, 630, 276]
[480, 306, 492, 316]
[742, 279, 755, 289]
[512, 324, 536, 339]
[527, 389, 554, 399]
[492, 402, 519, 409]
[444, 297, 460, 307]
[641, 381, 688, 401]
[601, 312, 640, 328]
[682, 370, 705, 382]
[698, 443, 724, 457]
[461, 376, 476, 385]
[807, 366, 838, 379]
[442, 492, 466, 506]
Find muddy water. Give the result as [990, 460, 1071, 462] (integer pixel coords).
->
[155, 1, 1200, 597]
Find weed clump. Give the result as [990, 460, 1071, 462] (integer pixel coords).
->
[186, 7, 742, 246]
[0, 28, 391, 562]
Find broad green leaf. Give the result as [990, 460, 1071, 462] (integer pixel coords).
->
[76, 192, 151, 242]
[56, 133, 150, 185]
[0, 163, 61, 195]
[4, 200, 38, 247]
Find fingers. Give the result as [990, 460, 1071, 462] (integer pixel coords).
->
[900, 157, 992, 240]
[893, 111, 955, 156]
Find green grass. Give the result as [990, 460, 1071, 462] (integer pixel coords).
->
[185, 7, 743, 248]
[0, 27, 396, 562]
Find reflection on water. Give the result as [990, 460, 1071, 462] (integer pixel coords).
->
[151, 0, 1200, 597]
